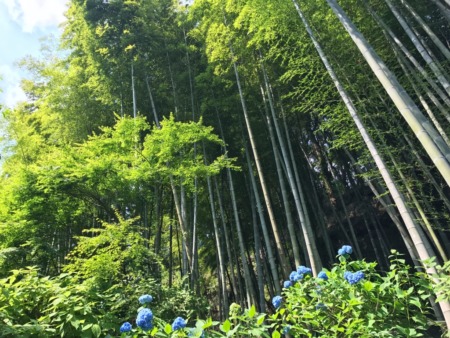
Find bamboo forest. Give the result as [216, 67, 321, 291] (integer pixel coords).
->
[2, 0, 450, 336]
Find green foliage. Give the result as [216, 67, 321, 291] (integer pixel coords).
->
[140, 114, 238, 189]
[64, 212, 160, 290]
[0, 249, 445, 337]
[0, 267, 115, 338]
[114, 299, 271, 337]
[271, 251, 434, 337]
[425, 258, 450, 303]
[0, 114, 235, 275]
[154, 279, 209, 321]
[112, 250, 439, 337]
[0, 267, 208, 338]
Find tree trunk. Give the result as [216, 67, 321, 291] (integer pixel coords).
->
[260, 60, 322, 274]
[399, 0, 450, 61]
[230, 45, 290, 278]
[131, 63, 137, 118]
[145, 75, 160, 128]
[260, 84, 301, 268]
[214, 176, 240, 305]
[384, 0, 450, 95]
[205, 155, 229, 318]
[282, 109, 334, 263]
[345, 150, 420, 264]
[244, 143, 282, 295]
[170, 179, 192, 276]
[368, 5, 450, 113]
[386, 34, 450, 144]
[430, 0, 450, 22]
[250, 183, 267, 312]
[214, 107, 254, 306]
[295, 0, 450, 325]
[325, 0, 450, 189]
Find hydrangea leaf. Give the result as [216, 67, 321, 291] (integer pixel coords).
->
[164, 323, 172, 334]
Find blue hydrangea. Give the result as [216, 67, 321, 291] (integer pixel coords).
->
[315, 302, 327, 311]
[289, 271, 303, 282]
[283, 280, 292, 288]
[136, 308, 153, 331]
[297, 265, 312, 275]
[272, 295, 282, 309]
[282, 325, 291, 334]
[338, 245, 353, 256]
[139, 294, 153, 304]
[344, 271, 352, 280]
[172, 317, 186, 331]
[317, 271, 328, 280]
[120, 321, 132, 333]
[344, 270, 365, 285]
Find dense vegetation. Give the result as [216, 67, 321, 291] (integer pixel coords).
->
[1, 0, 450, 336]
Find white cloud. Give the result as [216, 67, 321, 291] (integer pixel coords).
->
[0, 64, 27, 108]
[1, 0, 68, 33]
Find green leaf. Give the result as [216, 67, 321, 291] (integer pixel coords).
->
[409, 297, 421, 309]
[248, 305, 256, 318]
[220, 319, 231, 333]
[71, 320, 80, 329]
[164, 323, 172, 334]
[363, 281, 374, 292]
[196, 320, 206, 328]
[226, 324, 240, 337]
[82, 323, 93, 331]
[91, 324, 101, 337]
[272, 330, 281, 338]
[257, 314, 266, 325]
[202, 318, 219, 329]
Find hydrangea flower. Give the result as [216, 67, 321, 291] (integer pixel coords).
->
[272, 295, 282, 309]
[344, 271, 352, 280]
[289, 271, 303, 282]
[317, 271, 328, 280]
[297, 265, 312, 275]
[338, 245, 353, 256]
[172, 317, 187, 331]
[283, 280, 292, 288]
[120, 322, 132, 333]
[344, 270, 365, 285]
[136, 308, 153, 331]
[139, 294, 153, 304]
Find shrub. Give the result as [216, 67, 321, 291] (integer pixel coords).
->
[0, 267, 208, 337]
[1, 247, 445, 337]
[0, 267, 112, 337]
[270, 248, 436, 337]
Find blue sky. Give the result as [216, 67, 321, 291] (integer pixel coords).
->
[0, 0, 68, 108]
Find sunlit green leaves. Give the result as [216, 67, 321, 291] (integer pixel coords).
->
[274, 252, 433, 336]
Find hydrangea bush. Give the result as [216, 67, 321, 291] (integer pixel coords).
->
[118, 297, 270, 337]
[117, 246, 442, 337]
[269, 247, 437, 337]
